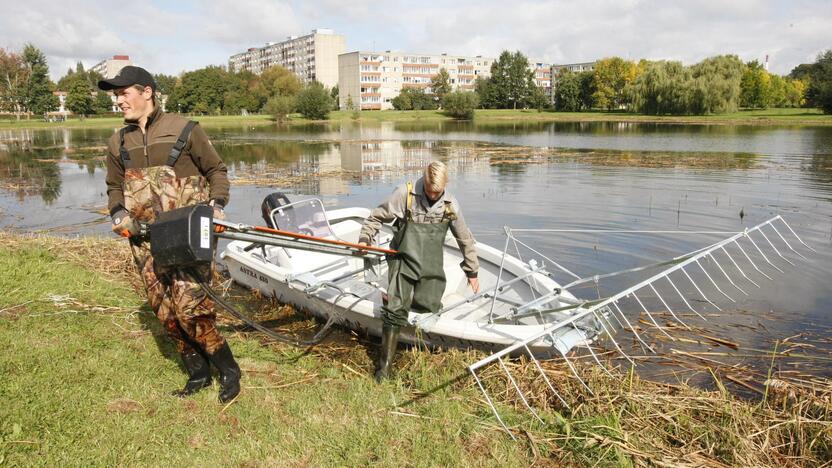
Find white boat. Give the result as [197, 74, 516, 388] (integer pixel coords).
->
[220, 198, 599, 355]
[219, 198, 812, 434]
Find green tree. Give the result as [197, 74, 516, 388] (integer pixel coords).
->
[430, 68, 452, 103]
[794, 50, 832, 113]
[441, 91, 479, 119]
[630, 60, 692, 115]
[153, 73, 178, 97]
[527, 82, 548, 111]
[689, 55, 743, 114]
[553, 71, 582, 111]
[21, 44, 58, 118]
[391, 87, 436, 110]
[93, 91, 113, 114]
[740, 60, 773, 109]
[65, 76, 94, 117]
[592, 57, 639, 111]
[330, 85, 339, 109]
[57, 64, 102, 93]
[474, 76, 494, 108]
[167, 66, 230, 114]
[253, 66, 302, 107]
[265, 94, 296, 122]
[344, 94, 359, 119]
[295, 82, 333, 119]
[578, 71, 596, 110]
[0, 47, 28, 119]
[485, 50, 536, 109]
[784, 78, 806, 107]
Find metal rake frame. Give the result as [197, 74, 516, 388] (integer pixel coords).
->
[466, 215, 814, 439]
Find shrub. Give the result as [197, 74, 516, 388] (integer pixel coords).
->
[265, 95, 296, 122]
[295, 82, 334, 120]
[441, 91, 479, 119]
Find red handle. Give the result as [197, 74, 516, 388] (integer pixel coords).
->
[250, 225, 397, 255]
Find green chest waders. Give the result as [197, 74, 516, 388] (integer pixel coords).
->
[381, 182, 452, 327]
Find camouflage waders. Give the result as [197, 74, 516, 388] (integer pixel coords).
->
[120, 124, 227, 356]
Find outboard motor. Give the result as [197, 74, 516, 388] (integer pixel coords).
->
[261, 192, 291, 229]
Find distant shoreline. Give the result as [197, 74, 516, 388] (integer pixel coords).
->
[1, 107, 830, 130]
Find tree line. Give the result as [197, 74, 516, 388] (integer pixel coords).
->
[0, 43, 337, 121]
[2, 43, 830, 121]
[554, 52, 830, 115]
[391, 48, 831, 117]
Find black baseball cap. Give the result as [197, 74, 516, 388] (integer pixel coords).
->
[97, 65, 156, 91]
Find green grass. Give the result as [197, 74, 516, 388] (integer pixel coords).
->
[2, 107, 829, 130]
[1, 233, 830, 466]
[0, 235, 533, 466]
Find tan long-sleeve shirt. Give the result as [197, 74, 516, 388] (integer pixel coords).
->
[359, 177, 479, 278]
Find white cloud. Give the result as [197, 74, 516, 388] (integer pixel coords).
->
[0, 0, 828, 79]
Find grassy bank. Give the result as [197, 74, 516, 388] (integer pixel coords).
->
[1, 107, 830, 131]
[1, 233, 830, 466]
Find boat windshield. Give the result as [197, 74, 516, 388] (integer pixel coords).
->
[270, 198, 335, 239]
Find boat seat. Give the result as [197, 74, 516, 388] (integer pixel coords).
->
[266, 220, 361, 276]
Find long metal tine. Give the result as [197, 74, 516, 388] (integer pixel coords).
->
[665, 274, 705, 320]
[605, 302, 626, 330]
[681, 267, 722, 311]
[695, 259, 735, 302]
[592, 309, 635, 365]
[612, 301, 654, 353]
[769, 222, 808, 260]
[758, 228, 794, 266]
[498, 357, 545, 425]
[707, 252, 748, 296]
[551, 332, 593, 394]
[734, 238, 773, 281]
[488, 228, 513, 323]
[777, 216, 816, 252]
[720, 245, 760, 288]
[510, 235, 539, 301]
[576, 326, 615, 377]
[632, 291, 674, 339]
[470, 368, 516, 440]
[745, 232, 784, 273]
[510, 236, 582, 280]
[523, 344, 570, 409]
[649, 283, 690, 329]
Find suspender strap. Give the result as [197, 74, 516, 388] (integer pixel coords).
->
[166, 121, 197, 167]
[118, 128, 130, 165]
[442, 200, 456, 221]
[405, 181, 414, 221]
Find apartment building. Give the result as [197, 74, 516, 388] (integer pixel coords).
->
[228, 29, 345, 88]
[338, 51, 495, 110]
[551, 61, 596, 77]
[531, 61, 553, 97]
[90, 55, 132, 79]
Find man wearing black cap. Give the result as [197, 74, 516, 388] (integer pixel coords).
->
[99, 65, 241, 404]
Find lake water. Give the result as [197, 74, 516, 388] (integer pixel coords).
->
[2, 120, 831, 385]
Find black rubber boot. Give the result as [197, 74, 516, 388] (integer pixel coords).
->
[207, 342, 241, 403]
[172, 351, 212, 398]
[374, 324, 400, 382]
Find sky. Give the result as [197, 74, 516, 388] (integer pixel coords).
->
[0, 0, 829, 80]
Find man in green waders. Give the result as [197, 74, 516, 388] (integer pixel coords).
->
[359, 161, 479, 381]
[100, 66, 241, 403]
